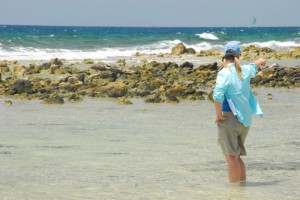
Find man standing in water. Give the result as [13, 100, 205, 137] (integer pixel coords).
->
[213, 42, 266, 184]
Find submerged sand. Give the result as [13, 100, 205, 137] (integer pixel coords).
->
[0, 88, 299, 199]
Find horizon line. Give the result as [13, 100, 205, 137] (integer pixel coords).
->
[1, 24, 300, 29]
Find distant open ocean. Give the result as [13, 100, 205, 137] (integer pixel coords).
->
[0, 25, 300, 60]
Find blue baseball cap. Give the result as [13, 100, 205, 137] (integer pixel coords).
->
[224, 42, 241, 55]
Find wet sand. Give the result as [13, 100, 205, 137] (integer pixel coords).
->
[0, 88, 299, 199]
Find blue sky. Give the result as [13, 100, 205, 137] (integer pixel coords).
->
[1, 0, 299, 27]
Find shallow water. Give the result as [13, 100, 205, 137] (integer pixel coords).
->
[0, 88, 299, 200]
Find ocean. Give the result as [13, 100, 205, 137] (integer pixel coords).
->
[1, 25, 300, 60]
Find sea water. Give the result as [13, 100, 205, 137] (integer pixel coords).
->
[0, 88, 299, 199]
[1, 26, 300, 61]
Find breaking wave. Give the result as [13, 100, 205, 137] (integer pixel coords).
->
[195, 33, 219, 40]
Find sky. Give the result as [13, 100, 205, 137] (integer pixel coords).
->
[0, 0, 299, 27]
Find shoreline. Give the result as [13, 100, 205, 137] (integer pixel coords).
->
[2, 43, 300, 65]
[1, 44, 299, 105]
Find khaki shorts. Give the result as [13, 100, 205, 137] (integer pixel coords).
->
[217, 112, 250, 156]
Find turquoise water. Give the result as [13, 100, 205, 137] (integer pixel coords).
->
[1, 26, 300, 60]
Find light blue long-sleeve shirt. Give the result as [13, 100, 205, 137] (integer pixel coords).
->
[213, 62, 263, 127]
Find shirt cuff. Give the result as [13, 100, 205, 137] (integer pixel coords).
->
[249, 63, 258, 72]
[213, 94, 224, 102]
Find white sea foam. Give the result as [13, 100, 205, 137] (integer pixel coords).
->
[0, 47, 135, 61]
[129, 39, 183, 55]
[195, 33, 219, 40]
[242, 40, 300, 49]
[0, 39, 181, 60]
[188, 42, 222, 51]
[138, 40, 222, 53]
[1, 39, 299, 61]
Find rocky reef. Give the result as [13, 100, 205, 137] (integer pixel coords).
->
[0, 45, 299, 105]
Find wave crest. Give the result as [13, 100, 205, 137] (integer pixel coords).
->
[195, 33, 219, 40]
[243, 41, 300, 49]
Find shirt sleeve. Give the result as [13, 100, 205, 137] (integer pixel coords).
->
[213, 70, 230, 102]
[248, 63, 258, 78]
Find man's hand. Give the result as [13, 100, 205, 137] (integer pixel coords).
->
[215, 114, 228, 124]
[214, 101, 228, 124]
[254, 58, 267, 69]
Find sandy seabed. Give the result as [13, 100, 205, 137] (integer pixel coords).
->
[0, 88, 299, 200]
